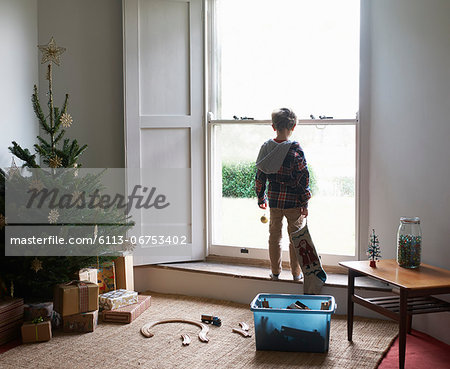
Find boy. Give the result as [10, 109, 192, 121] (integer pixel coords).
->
[255, 108, 311, 281]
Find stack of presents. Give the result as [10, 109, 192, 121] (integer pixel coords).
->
[0, 261, 150, 345]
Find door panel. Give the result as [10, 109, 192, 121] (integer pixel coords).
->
[124, 0, 204, 265]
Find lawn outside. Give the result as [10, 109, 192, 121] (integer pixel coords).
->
[215, 195, 355, 256]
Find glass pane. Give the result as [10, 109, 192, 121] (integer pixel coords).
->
[215, 0, 360, 119]
[212, 123, 356, 256]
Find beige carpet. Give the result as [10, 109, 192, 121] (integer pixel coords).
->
[0, 292, 398, 369]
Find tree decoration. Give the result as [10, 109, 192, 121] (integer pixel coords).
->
[367, 229, 381, 267]
[38, 36, 66, 66]
[48, 209, 60, 224]
[48, 155, 62, 168]
[122, 239, 136, 253]
[60, 113, 73, 128]
[30, 258, 43, 273]
[29, 178, 44, 192]
[0, 214, 6, 230]
[8, 158, 20, 178]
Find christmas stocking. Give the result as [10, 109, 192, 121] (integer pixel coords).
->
[290, 222, 327, 294]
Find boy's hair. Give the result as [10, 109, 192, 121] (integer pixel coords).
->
[271, 108, 297, 131]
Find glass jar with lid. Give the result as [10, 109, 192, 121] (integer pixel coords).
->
[397, 217, 422, 268]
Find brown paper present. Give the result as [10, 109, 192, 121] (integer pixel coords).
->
[24, 302, 53, 322]
[21, 319, 52, 343]
[102, 295, 151, 324]
[63, 310, 98, 333]
[0, 298, 24, 345]
[54, 281, 98, 317]
[78, 268, 98, 284]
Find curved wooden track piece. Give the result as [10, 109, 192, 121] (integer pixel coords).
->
[239, 322, 249, 331]
[141, 319, 210, 343]
[232, 328, 252, 338]
[181, 334, 191, 346]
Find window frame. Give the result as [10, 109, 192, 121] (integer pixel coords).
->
[204, 0, 361, 265]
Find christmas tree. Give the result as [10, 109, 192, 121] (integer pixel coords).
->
[9, 37, 86, 169]
[367, 229, 381, 267]
[0, 37, 132, 301]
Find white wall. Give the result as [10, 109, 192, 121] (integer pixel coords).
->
[37, 0, 124, 168]
[0, 0, 38, 168]
[363, 0, 450, 343]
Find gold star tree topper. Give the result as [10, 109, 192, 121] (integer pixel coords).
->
[38, 37, 66, 66]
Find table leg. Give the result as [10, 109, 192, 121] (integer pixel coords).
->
[347, 269, 355, 341]
[407, 314, 412, 334]
[399, 289, 408, 369]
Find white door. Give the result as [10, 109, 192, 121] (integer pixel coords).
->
[123, 0, 204, 265]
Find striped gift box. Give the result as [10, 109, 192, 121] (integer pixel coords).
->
[102, 295, 151, 324]
[0, 298, 24, 345]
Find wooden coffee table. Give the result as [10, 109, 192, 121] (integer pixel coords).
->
[339, 259, 450, 369]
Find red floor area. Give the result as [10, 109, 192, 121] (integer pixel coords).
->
[378, 330, 450, 369]
[0, 338, 20, 354]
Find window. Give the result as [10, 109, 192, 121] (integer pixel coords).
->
[207, 0, 360, 264]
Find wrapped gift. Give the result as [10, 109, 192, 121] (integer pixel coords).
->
[78, 268, 98, 284]
[24, 302, 53, 322]
[99, 289, 138, 310]
[0, 298, 24, 345]
[51, 310, 62, 330]
[97, 261, 116, 293]
[102, 295, 151, 323]
[54, 281, 99, 317]
[21, 318, 52, 343]
[63, 310, 98, 333]
[1, 320, 23, 345]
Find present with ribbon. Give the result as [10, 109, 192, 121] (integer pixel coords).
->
[99, 289, 138, 310]
[53, 281, 99, 317]
[63, 310, 98, 333]
[102, 295, 151, 323]
[78, 268, 98, 284]
[24, 301, 53, 322]
[21, 317, 52, 343]
[96, 261, 116, 293]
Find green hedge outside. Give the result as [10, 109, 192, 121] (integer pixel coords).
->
[222, 162, 317, 198]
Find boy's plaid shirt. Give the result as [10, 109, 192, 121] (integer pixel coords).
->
[255, 141, 311, 209]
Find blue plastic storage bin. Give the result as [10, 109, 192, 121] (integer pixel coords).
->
[250, 293, 336, 352]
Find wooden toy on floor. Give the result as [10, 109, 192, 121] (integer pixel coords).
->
[181, 334, 191, 346]
[141, 319, 210, 342]
[201, 314, 222, 327]
[232, 321, 251, 337]
[239, 322, 249, 331]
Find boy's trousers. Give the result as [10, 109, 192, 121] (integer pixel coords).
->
[268, 207, 304, 277]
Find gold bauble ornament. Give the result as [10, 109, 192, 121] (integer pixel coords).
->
[260, 214, 268, 223]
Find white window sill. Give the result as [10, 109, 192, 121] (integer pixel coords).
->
[144, 261, 391, 291]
